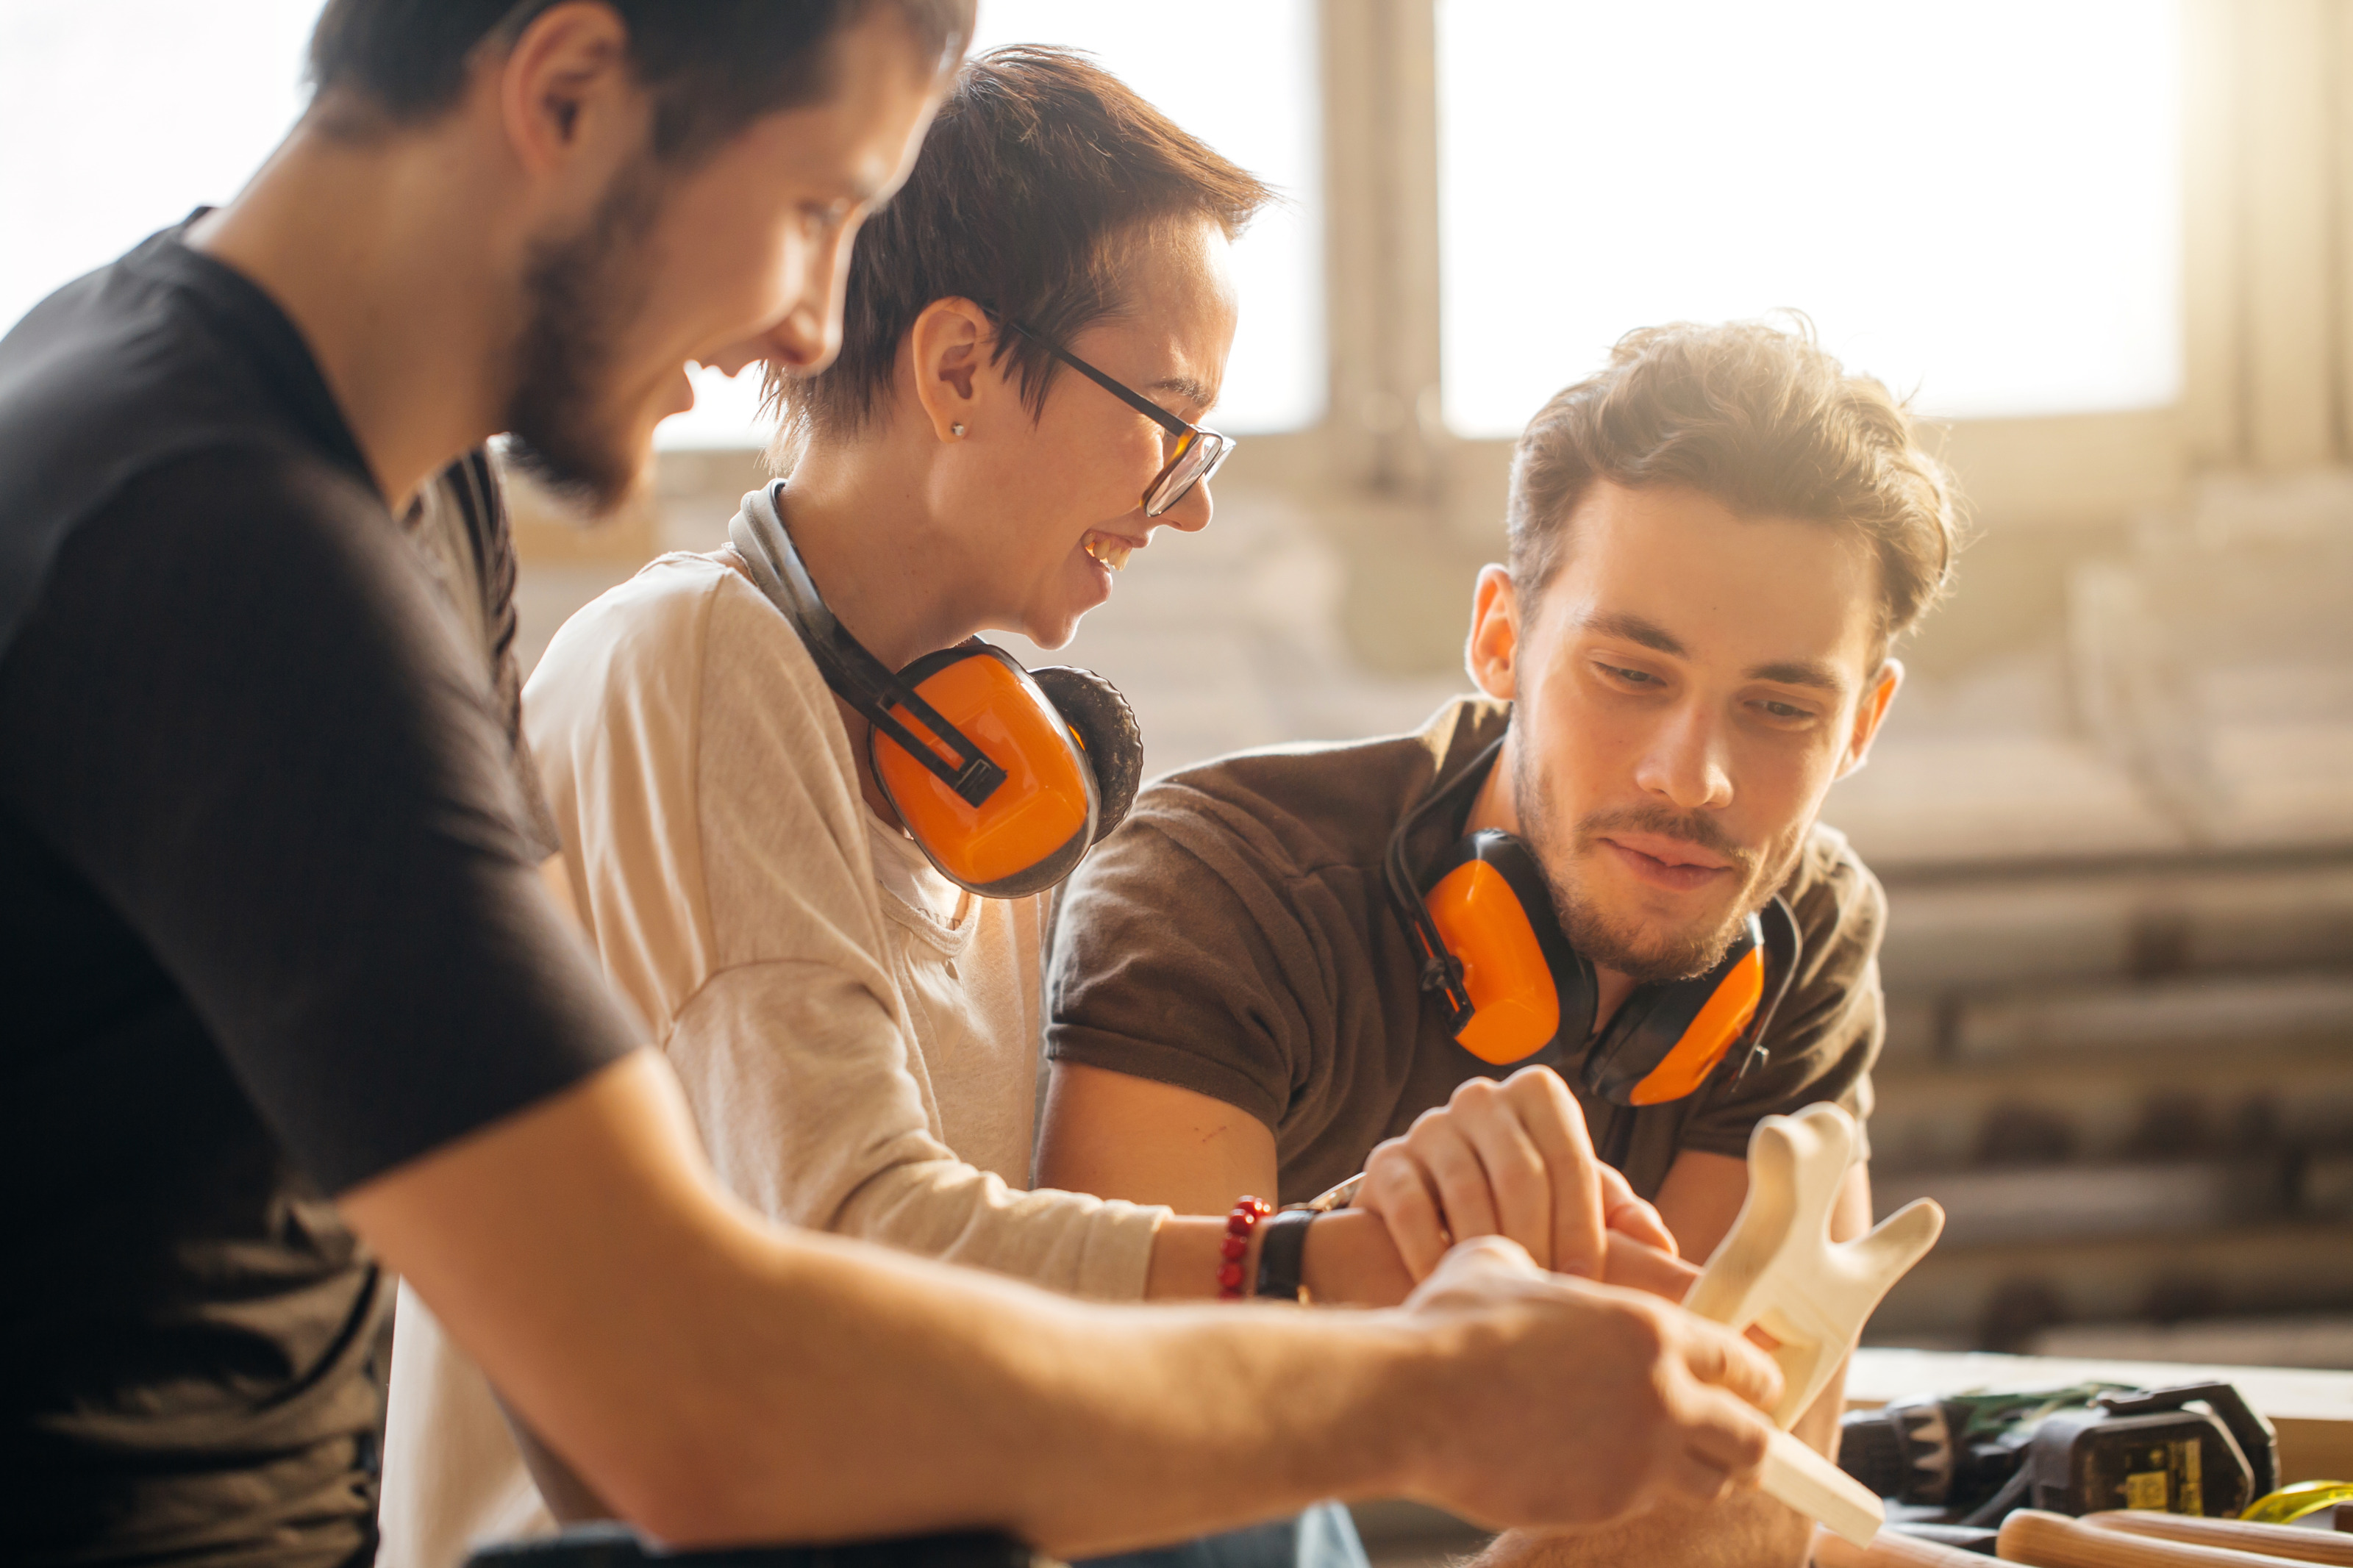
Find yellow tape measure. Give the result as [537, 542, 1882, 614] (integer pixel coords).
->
[2240, 1480, 2353, 1525]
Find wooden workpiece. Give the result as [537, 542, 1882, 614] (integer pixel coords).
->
[1816, 1512, 2347, 1568]
[1688, 1102, 1946, 1546]
[1689, 1103, 1948, 1426]
[2000, 1508, 2330, 1567]
[2085, 1512, 2353, 1566]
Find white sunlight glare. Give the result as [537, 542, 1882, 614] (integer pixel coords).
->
[1437, 0, 2182, 436]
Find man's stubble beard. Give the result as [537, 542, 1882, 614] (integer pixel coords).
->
[501, 156, 665, 512]
[1510, 740, 1804, 985]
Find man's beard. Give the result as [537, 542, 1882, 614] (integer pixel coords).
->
[1511, 743, 1794, 984]
[501, 158, 664, 512]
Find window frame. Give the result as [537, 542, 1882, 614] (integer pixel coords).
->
[1275, 0, 2348, 546]
[628, 0, 2347, 569]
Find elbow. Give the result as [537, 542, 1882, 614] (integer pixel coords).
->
[591, 1450, 774, 1550]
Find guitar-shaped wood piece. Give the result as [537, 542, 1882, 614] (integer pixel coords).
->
[1685, 1102, 1946, 1547]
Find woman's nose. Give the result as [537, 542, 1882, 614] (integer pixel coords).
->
[1157, 476, 1215, 534]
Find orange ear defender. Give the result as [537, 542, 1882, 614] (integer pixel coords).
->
[729, 482, 1143, 898]
[1385, 738, 1800, 1106]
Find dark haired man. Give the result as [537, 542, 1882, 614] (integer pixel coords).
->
[0, 7, 1782, 1566]
[1040, 321, 1964, 1568]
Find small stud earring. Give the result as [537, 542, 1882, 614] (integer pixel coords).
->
[950, 422, 966, 437]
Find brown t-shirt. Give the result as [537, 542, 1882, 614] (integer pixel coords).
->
[1047, 697, 1888, 1205]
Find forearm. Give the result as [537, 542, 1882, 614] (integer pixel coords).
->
[566, 1223, 1435, 1552]
[675, 967, 1165, 1300]
[524, 1228, 1432, 1548]
[351, 1053, 1432, 1554]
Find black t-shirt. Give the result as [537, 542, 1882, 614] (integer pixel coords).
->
[0, 226, 637, 1563]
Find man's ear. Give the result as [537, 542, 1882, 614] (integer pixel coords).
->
[1466, 565, 1521, 701]
[498, 1, 639, 179]
[1836, 657, 1904, 779]
[905, 297, 993, 443]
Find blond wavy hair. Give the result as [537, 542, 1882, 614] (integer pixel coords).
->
[1507, 317, 1965, 653]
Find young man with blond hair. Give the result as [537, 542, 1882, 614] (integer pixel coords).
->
[1041, 319, 1963, 1568]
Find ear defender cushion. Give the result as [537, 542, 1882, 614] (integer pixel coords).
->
[1029, 665, 1144, 845]
[1421, 831, 1595, 1066]
[870, 645, 1096, 898]
[1582, 912, 1768, 1106]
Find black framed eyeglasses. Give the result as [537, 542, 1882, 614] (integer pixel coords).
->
[1003, 319, 1233, 518]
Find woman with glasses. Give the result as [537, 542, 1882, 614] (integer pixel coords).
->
[381, 45, 1670, 1568]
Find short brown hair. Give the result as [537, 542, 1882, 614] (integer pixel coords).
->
[1507, 318, 1964, 651]
[308, 0, 974, 165]
[773, 45, 1274, 440]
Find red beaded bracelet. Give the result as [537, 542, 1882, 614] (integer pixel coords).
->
[1218, 1197, 1273, 1298]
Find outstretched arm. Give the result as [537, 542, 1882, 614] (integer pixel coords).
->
[1468, 1152, 1875, 1568]
[1040, 1062, 1689, 1303]
[347, 1049, 1785, 1554]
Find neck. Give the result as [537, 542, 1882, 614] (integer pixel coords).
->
[778, 423, 988, 669]
[773, 423, 984, 832]
[1469, 727, 1640, 1031]
[188, 115, 524, 512]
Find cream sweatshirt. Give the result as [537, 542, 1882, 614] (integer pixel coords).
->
[378, 551, 1165, 1568]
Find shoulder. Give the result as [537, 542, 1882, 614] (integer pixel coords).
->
[1780, 820, 1887, 960]
[529, 551, 860, 812]
[536, 554, 729, 673]
[0, 241, 367, 654]
[58, 445, 426, 641]
[1110, 697, 1497, 889]
[524, 556, 736, 792]
[531, 552, 827, 711]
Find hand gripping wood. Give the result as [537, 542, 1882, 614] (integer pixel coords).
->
[1684, 1102, 1946, 1547]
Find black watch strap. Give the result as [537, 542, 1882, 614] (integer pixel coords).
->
[1253, 1208, 1317, 1303]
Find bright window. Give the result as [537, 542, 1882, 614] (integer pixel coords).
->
[968, 0, 1326, 437]
[2, 3, 1324, 451]
[674, 0, 1329, 445]
[1436, 0, 2183, 438]
[672, 2, 1329, 446]
[685, 1, 1327, 445]
[1, 2, 317, 334]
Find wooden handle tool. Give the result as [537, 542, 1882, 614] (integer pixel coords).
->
[1999, 1508, 2316, 1567]
[2084, 1512, 2353, 1566]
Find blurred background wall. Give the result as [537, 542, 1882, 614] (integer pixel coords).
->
[9, 0, 2353, 1367]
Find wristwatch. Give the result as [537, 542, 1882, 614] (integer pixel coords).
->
[1253, 1207, 1317, 1303]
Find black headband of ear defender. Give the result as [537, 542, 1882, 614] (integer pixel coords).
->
[730, 482, 1006, 808]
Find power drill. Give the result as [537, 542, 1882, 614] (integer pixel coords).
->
[1837, 1381, 2279, 1530]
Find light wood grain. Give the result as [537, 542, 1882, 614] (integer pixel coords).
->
[1688, 1103, 1945, 1428]
[1767, 1428, 1886, 1548]
[2085, 1511, 2353, 1566]
[2000, 1508, 2313, 1567]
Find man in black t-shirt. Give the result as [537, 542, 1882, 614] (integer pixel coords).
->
[0, 4, 1790, 1564]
